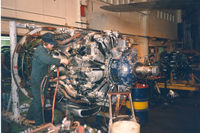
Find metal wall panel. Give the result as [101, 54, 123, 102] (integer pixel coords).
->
[2, 0, 81, 31]
[16, 0, 43, 14]
[43, 0, 66, 18]
[2, 0, 16, 9]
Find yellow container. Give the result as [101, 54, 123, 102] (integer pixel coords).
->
[126, 101, 148, 110]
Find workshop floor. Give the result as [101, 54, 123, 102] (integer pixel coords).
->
[141, 91, 200, 133]
[2, 91, 200, 133]
[72, 91, 200, 133]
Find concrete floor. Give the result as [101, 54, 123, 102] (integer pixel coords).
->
[73, 91, 200, 133]
[141, 92, 200, 133]
[2, 91, 200, 133]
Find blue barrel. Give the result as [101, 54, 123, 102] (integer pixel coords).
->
[126, 83, 149, 124]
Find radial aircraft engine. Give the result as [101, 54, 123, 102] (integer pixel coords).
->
[13, 27, 159, 117]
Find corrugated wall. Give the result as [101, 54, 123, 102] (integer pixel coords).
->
[86, 0, 177, 40]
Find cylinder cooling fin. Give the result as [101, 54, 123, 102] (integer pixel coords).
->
[13, 27, 159, 117]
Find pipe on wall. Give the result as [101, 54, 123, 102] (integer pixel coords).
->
[141, 0, 148, 62]
[9, 21, 20, 121]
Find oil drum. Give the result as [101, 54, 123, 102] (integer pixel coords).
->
[126, 83, 149, 124]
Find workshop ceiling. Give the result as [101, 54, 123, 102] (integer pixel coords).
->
[101, 0, 200, 12]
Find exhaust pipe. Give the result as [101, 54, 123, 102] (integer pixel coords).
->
[56, 101, 101, 117]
